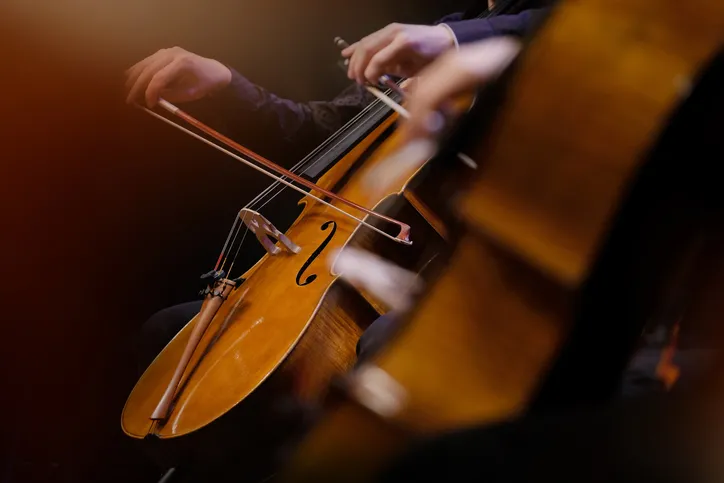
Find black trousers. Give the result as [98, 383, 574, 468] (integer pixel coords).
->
[136, 300, 203, 374]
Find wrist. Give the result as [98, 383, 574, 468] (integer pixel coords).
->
[437, 24, 460, 50]
[209, 59, 233, 92]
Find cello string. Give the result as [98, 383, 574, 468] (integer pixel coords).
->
[224, 211, 252, 278]
[251, 100, 393, 214]
[220, 90, 399, 272]
[248, 84, 403, 214]
[212, 213, 241, 272]
[241, 84, 391, 211]
[218, 209, 249, 275]
[244, 87, 396, 211]
[205, 88, 396, 272]
[203, 0, 502, 265]
[142, 106, 410, 244]
[212, 60, 408, 262]
[142, 89, 386, 273]
[195, 0, 506, 267]
[243, 2, 514, 216]
[220, 85, 406, 269]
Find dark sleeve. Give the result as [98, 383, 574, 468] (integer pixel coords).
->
[194, 68, 374, 167]
[443, 8, 550, 44]
[433, 12, 465, 24]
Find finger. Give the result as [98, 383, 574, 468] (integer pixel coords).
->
[145, 58, 189, 107]
[344, 32, 374, 79]
[126, 54, 173, 104]
[401, 38, 522, 141]
[351, 43, 377, 84]
[347, 25, 393, 81]
[363, 36, 407, 84]
[404, 78, 470, 142]
[126, 54, 175, 105]
[346, 39, 370, 82]
[124, 50, 164, 90]
[403, 71, 477, 142]
[346, 46, 358, 79]
[399, 77, 416, 91]
[399, 62, 465, 142]
[347, 45, 367, 82]
[345, 40, 366, 79]
[341, 42, 357, 57]
[402, 103, 447, 143]
[350, 26, 398, 84]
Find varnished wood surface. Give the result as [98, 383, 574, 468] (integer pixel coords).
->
[372, 236, 569, 429]
[151, 280, 235, 420]
[134, 283, 382, 483]
[459, 0, 724, 288]
[122, 99, 447, 438]
[281, 0, 724, 481]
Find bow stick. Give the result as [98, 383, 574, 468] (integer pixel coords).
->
[140, 100, 412, 245]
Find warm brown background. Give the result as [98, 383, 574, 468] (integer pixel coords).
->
[0, 0, 469, 482]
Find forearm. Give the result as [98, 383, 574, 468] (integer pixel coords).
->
[192, 69, 373, 167]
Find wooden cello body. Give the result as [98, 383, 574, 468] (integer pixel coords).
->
[121, 82, 476, 479]
[281, 0, 724, 480]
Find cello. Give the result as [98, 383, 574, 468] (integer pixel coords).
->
[119, 4, 534, 479]
[280, 0, 724, 480]
[122, 84, 445, 480]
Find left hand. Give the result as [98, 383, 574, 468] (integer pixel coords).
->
[398, 36, 522, 143]
[341, 23, 456, 85]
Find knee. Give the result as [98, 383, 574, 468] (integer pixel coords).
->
[140, 300, 202, 344]
[140, 306, 179, 346]
[137, 300, 203, 372]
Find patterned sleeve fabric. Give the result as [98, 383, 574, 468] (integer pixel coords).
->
[191, 69, 375, 168]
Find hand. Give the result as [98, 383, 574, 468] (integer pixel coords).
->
[399, 36, 522, 143]
[341, 23, 456, 85]
[125, 47, 232, 108]
[331, 247, 423, 313]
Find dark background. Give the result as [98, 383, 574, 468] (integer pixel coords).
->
[0, 0, 468, 482]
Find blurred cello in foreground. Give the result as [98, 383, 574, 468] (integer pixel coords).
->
[281, 0, 724, 480]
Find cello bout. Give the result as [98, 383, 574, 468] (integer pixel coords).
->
[150, 278, 238, 421]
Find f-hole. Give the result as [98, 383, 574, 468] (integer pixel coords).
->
[296, 221, 337, 286]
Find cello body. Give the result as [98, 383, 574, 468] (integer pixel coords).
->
[122, 96, 473, 479]
[281, 0, 724, 481]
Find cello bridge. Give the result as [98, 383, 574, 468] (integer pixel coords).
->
[240, 208, 301, 255]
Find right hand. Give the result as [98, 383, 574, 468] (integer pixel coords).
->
[125, 47, 232, 108]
